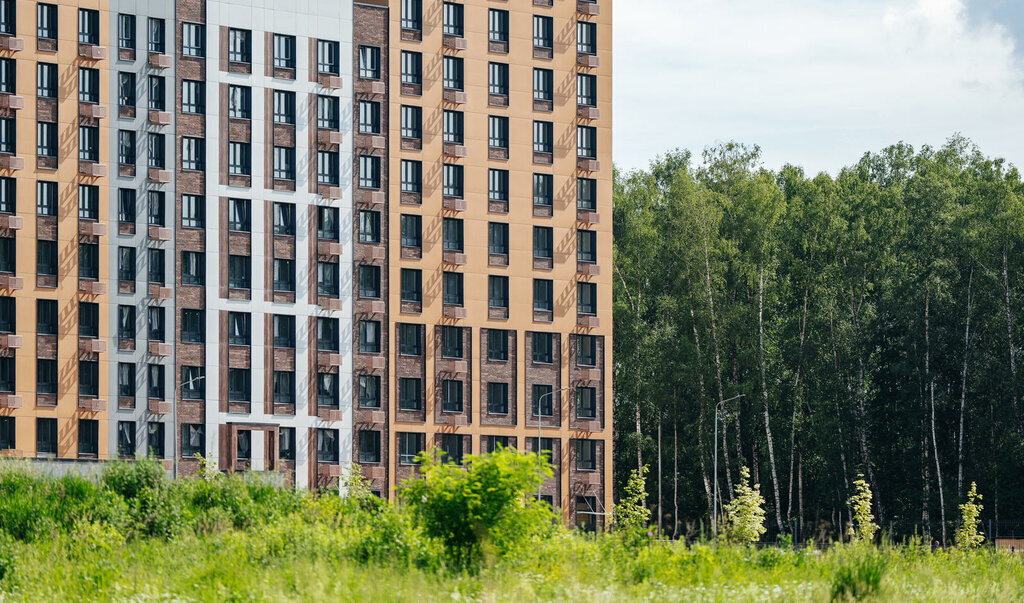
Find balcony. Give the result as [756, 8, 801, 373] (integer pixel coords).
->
[577, 105, 600, 120]
[79, 162, 108, 178]
[443, 305, 467, 319]
[148, 341, 172, 357]
[0, 275, 22, 290]
[0, 334, 22, 349]
[578, 315, 600, 328]
[0, 155, 23, 171]
[78, 103, 107, 119]
[79, 338, 107, 354]
[148, 225, 172, 241]
[0, 214, 23, 230]
[148, 400, 172, 415]
[442, 35, 467, 51]
[577, 158, 600, 172]
[149, 110, 171, 126]
[78, 397, 107, 412]
[0, 393, 21, 409]
[78, 44, 108, 61]
[148, 168, 172, 184]
[79, 221, 108, 237]
[443, 143, 467, 158]
[149, 52, 172, 69]
[443, 89, 468, 104]
[0, 36, 23, 52]
[78, 280, 107, 295]
[578, 1, 601, 16]
[0, 94, 23, 110]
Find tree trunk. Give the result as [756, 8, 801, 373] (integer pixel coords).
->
[958, 269, 974, 498]
[787, 286, 810, 523]
[1002, 243, 1021, 436]
[691, 308, 713, 515]
[925, 289, 947, 546]
[657, 418, 663, 535]
[673, 419, 680, 539]
[701, 227, 732, 498]
[829, 308, 851, 495]
[851, 281, 883, 522]
[758, 266, 784, 531]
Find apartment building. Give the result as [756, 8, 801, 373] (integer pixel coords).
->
[0, 0, 610, 530]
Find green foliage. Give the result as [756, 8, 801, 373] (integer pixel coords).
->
[829, 546, 889, 601]
[955, 483, 985, 550]
[400, 447, 555, 570]
[723, 467, 766, 544]
[848, 477, 878, 544]
[613, 465, 651, 533]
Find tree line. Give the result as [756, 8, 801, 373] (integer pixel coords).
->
[612, 137, 1024, 541]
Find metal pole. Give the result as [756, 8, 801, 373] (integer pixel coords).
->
[535, 387, 570, 503]
[713, 405, 718, 537]
[173, 374, 206, 480]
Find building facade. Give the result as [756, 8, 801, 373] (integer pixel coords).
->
[0, 0, 611, 528]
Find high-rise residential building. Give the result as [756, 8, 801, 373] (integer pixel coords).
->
[0, 0, 610, 529]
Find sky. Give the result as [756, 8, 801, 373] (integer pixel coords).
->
[613, 0, 1024, 175]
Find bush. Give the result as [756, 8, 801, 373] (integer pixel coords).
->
[847, 477, 878, 544]
[955, 483, 984, 550]
[723, 467, 766, 544]
[830, 546, 889, 601]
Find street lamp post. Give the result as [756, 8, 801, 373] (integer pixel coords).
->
[712, 394, 745, 538]
[534, 386, 571, 502]
[172, 373, 206, 480]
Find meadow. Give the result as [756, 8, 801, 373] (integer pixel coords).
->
[0, 456, 1021, 602]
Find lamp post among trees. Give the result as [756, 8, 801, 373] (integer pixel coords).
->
[713, 394, 745, 537]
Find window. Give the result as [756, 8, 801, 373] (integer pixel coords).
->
[79, 8, 99, 45]
[399, 324, 422, 356]
[534, 15, 553, 49]
[489, 9, 509, 43]
[488, 436, 512, 453]
[182, 22, 205, 57]
[37, 181, 57, 217]
[0, 177, 14, 213]
[359, 156, 381, 189]
[145, 17, 165, 53]
[79, 125, 99, 162]
[182, 137, 205, 170]
[228, 85, 251, 118]
[441, 326, 463, 359]
[273, 371, 295, 404]
[399, 378, 422, 412]
[237, 431, 252, 460]
[36, 359, 56, 395]
[401, 105, 422, 140]
[182, 424, 205, 457]
[273, 146, 295, 180]
[489, 170, 509, 202]
[178, 309, 204, 344]
[79, 359, 99, 397]
[117, 130, 135, 166]
[317, 317, 339, 351]
[273, 259, 295, 292]
[487, 329, 509, 361]
[318, 261, 340, 296]
[578, 21, 597, 54]
[37, 418, 58, 457]
[318, 95, 340, 129]
[117, 305, 135, 340]
[489, 223, 509, 255]
[441, 433, 464, 465]
[401, 160, 422, 194]
[534, 68, 553, 101]
[149, 75, 166, 111]
[577, 281, 599, 317]
[118, 72, 135, 107]
[576, 439, 598, 471]
[488, 382, 509, 415]
[273, 90, 295, 124]
[0, 59, 14, 94]
[280, 428, 296, 461]
[273, 315, 295, 348]
[443, 218, 463, 252]
[317, 40, 340, 74]
[359, 320, 381, 354]
[117, 246, 135, 283]
[148, 423, 166, 458]
[577, 496, 598, 532]
[359, 210, 381, 243]
[578, 178, 597, 210]
[533, 173, 554, 207]
[577, 387, 597, 419]
[318, 207, 340, 240]
[227, 368, 251, 402]
[317, 429, 339, 463]
[358, 100, 380, 134]
[37, 240, 56, 276]
[0, 296, 12, 332]
[273, 34, 296, 69]
[182, 80, 205, 114]
[79, 243, 99, 279]
[228, 255, 251, 289]
[443, 110, 464, 144]
[401, 51, 422, 85]
[228, 28, 251, 63]
[181, 366, 204, 399]
[117, 421, 135, 457]
[148, 133, 166, 169]
[118, 190, 136, 224]
[0, 237, 12, 273]
[533, 279, 553, 312]
[37, 4, 57, 40]
[148, 307, 165, 342]
[318, 150, 339, 185]
[401, 269, 422, 303]
[488, 116, 509, 148]
[148, 191, 166, 226]
[443, 56, 463, 90]
[358, 264, 380, 299]
[443, 2, 464, 36]
[489, 63, 509, 95]
[578, 74, 597, 106]
[578, 126, 597, 158]
[0, 117, 13, 154]
[37, 300, 57, 335]
[359, 430, 382, 463]
[181, 251, 205, 285]
[533, 384, 554, 417]
[443, 164, 464, 198]
[489, 276, 508, 309]
[534, 121, 553, 154]
[358, 375, 380, 408]
[442, 380, 464, 413]
[359, 46, 381, 79]
[148, 249, 165, 284]
[402, 0, 423, 30]
[182, 195, 204, 229]
[117, 363, 136, 399]
[534, 226, 553, 259]
[228, 142, 251, 175]
[399, 432, 425, 465]
[37, 122, 56, 157]
[317, 373, 339, 407]
[37, 63, 56, 98]
[78, 419, 99, 458]
[578, 230, 597, 263]
[443, 272, 463, 306]
[228, 199, 250, 231]
[532, 332, 554, 364]
[0, 3, 12, 36]
[227, 312, 250, 346]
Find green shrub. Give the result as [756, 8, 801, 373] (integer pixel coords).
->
[723, 467, 766, 544]
[830, 546, 889, 601]
[955, 483, 984, 550]
[0, 531, 14, 583]
[847, 476, 878, 544]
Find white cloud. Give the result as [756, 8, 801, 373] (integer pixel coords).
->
[614, 0, 1024, 174]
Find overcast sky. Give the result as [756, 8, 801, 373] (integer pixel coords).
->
[613, 0, 1024, 175]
